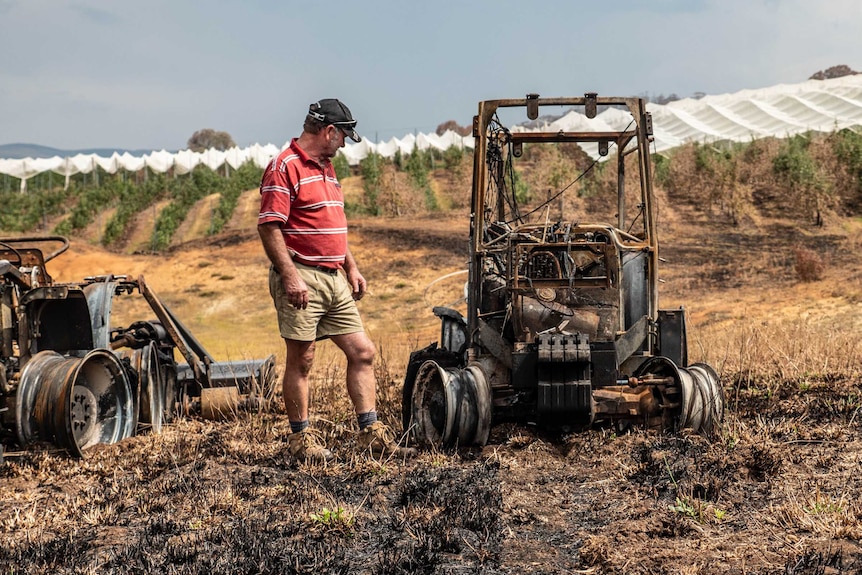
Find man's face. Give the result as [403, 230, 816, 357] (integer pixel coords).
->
[321, 125, 347, 159]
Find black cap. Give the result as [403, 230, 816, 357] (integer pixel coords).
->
[308, 98, 362, 142]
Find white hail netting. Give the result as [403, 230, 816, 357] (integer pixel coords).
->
[3, 75, 862, 192]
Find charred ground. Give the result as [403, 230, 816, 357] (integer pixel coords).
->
[2, 375, 861, 574]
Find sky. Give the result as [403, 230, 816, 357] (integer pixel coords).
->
[1, 0, 861, 152]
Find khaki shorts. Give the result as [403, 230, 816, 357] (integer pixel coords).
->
[269, 263, 365, 342]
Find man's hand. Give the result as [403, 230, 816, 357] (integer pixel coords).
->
[282, 271, 310, 309]
[347, 268, 367, 301]
[343, 246, 366, 301]
[259, 222, 308, 309]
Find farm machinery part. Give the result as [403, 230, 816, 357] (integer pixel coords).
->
[403, 94, 723, 447]
[0, 236, 276, 458]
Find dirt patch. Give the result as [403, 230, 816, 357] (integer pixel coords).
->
[226, 188, 262, 231]
[119, 198, 172, 254]
[171, 193, 221, 246]
[79, 205, 118, 245]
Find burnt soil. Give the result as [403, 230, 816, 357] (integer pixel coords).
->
[3, 380, 862, 575]
[3, 207, 862, 574]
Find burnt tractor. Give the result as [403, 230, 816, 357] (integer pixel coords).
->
[0, 236, 275, 458]
[404, 94, 723, 446]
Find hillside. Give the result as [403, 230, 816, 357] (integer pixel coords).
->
[38, 177, 862, 369]
[0, 142, 158, 160]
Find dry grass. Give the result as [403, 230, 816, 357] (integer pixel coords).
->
[697, 318, 862, 387]
[794, 247, 826, 282]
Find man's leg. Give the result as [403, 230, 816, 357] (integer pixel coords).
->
[330, 331, 376, 414]
[283, 338, 333, 462]
[332, 332, 417, 459]
[283, 338, 315, 422]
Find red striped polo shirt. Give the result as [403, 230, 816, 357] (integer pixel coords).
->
[258, 139, 347, 269]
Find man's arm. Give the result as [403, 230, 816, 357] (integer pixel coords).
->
[258, 222, 309, 309]
[343, 245, 367, 300]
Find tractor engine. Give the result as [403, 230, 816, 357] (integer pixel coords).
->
[403, 94, 723, 447]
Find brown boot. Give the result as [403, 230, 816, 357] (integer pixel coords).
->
[287, 428, 334, 462]
[357, 421, 418, 459]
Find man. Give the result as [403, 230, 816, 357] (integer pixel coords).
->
[258, 98, 416, 462]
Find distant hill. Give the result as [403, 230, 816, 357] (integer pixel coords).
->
[0, 143, 165, 160]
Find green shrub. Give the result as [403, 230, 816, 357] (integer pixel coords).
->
[152, 168, 216, 250]
[653, 154, 671, 187]
[209, 160, 263, 235]
[442, 145, 465, 171]
[774, 134, 833, 225]
[102, 174, 166, 246]
[332, 153, 351, 181]
[831, 128, 862, 197]
[406, 146, 439, 211]
[0, 188, 70, 232]
[512, 167, 531, 205]
[405, 145, 429, 189]
[773, 134, 816, 186]
[53, 179, 124, 235]
[359, 152, 384, 215]
[148, 161, 266, 248]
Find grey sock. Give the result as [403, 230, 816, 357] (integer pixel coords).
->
[290, 419, 309, 434]
[357, 410, 378, 430]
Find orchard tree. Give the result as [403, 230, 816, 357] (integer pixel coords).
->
[435, 120, 471, 136]
[773, 134, 835, 226]
[187, 129, 236, 152]
[809, 65, 858, 80]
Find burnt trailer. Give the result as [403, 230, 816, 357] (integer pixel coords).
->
[0, 236, 275, 458]
[404, 94, 723, 446]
